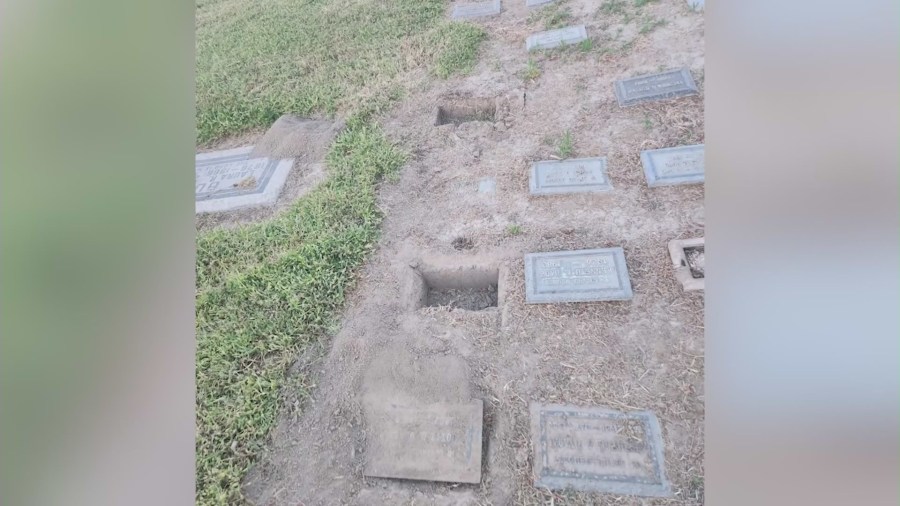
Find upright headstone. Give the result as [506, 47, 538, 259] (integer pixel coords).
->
[526, 25, 588, 51]
[195, 146, 294, 214]
[530, 404, 671, 497]
[451, 0, 501, 19]
[524, 248, 633, 303]
[364, 401, 483, 484]
[614, 68, 699, 107]
[529, 157, 612, 195]
[640, 144, 705, 187]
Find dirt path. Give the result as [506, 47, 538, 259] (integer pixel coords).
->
[243, 0, 704, 503]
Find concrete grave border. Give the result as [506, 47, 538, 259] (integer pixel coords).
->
[668, 237, 705, 291]
[195, 146, 295, 214]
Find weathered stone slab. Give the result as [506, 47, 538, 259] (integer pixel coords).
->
[364, 401, 483, 484]
[526, 0, 555, 6]
[640, 144, 704, 187]
[530, 157, 612, 195]
[524, 248, 633, 303]
[614, 68, 698, 107]
[686, 0, 704, 10]
[195, 147, 294, 214]
[530, 404, 671, 497]
[668, 237, 704, 291]
[526, 25, 587, 51]
[451, 0, 501, 19]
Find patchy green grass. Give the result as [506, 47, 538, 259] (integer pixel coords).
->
[196, 121, 406, 505]
[639, 16, 667, 34]
[558, 130, 574, 158]
[522, 59, 542, 81]
[505, 224, 523, 236]
[196, 0, 485, 143]
[195, 0, 487, 503]
[528, 2, 573, 30]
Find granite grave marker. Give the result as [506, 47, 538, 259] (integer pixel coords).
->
[451, 0, 501, 19]
[364, 401, 483, 484]
[526, 25, 587, 51]
[530, 404, 671, 497]
[614, 67, 698, 107]
[530, 157, 612, 195]
[640, 144, 704, 187]
[195, 146, 294, 213]
[524, 248, 633, 303]
[526, 0, 555, 6]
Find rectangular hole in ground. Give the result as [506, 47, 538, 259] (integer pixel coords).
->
[421, 266, 499, 310]
[683, 246, 705, 279]
[435, 98, 497, 126]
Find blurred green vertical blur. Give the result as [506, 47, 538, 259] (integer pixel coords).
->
[0, 0, 195, 504]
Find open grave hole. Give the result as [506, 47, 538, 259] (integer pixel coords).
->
[409, 263, 500, 311]
[434, 98, 497, 126]
[683, 246, 705, 278]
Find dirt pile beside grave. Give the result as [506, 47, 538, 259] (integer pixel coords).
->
[244, 0, 705, 504]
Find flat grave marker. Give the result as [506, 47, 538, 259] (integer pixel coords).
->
[614, 67, 698, 107]
[526, 0, 555, 6]
[530, 404, 671, 497]
[451, 0, 501, 19]
[524, 248, 633, 303]
[640, 144, 705, 187]
[530, 157, 612, 195]
[364, 401, 483, 484]
[526, 25, 587, 51]
[195, 146, 294, 213]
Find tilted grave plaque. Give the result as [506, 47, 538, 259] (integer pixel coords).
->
[195, 146, 294, 213]
[640, 144, 705, 187]
[614, 68, 698, 107]
[530, 157, 612, 195]
[524, 248, 633, 303]
[530, 404, 671, 497]
[364, 401, 483, 484]
[526, 25, 587, 51]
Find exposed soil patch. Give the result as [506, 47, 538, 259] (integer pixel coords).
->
[684, 246, 705, 279]
[435, 98, 497, 125]
[427, 287, 498, 310]
[244, 0, 705, 504]
[452, 236, 475, 250]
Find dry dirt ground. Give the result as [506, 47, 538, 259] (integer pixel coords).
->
[223, 0, 705, 503]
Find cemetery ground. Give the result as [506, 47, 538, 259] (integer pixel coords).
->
[196, 0, 704, 504]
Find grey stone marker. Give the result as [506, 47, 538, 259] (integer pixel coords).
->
[640, 144, 704, 187]
[614, 67, 698, 107]
[530, 404, 671, 497]
[526, 25, 587, 51]
[530, 157, 612, 195]
[526, 0, 555, 6]
[524, 248, 633, 303]
[686, 0, 704, 10]
[364, 401, 483, 484]
[451, 0, 501, 19]
[195, 146, 294, 214]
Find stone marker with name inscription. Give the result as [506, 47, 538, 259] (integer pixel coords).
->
[530, 157, 612, 195]
[364, 401, 483, 484]
[524, 248, 633, 303]
[526, 25, 587, 51]
[195, 146, 294, 213]
[530, 404, 671, 497]
[640, 144, 704, 187]
[614, 67, 698, 107]
[451, 0, 501, 19]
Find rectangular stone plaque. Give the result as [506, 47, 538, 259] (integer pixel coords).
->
[195, 146, 294, 213]
[526, 25, 587, 51]
[524, 248, 633, 303]
[530, 157, 612, 195]
[614, 67, 698, 107]
[526, 0, 555, 6]
[451, 0, 501, 19]
[530, 404, 671, 497]
[640, 144, 704, 187]
[364, 401, 483, 484]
